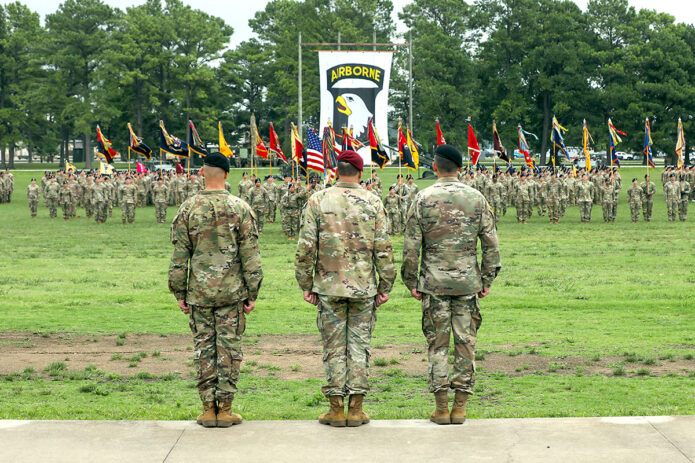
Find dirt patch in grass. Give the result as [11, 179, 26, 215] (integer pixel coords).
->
[1, 332, 693, 380]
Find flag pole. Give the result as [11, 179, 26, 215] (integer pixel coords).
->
[128, 147, 132, 174]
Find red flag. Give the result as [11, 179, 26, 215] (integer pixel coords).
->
[468, 123, 481, 166]
[96, 126, 118, 164]
[256, 139, 269, 159]
[136, 161, 146, 174]
[436, 119, 446, 146]
[175, 162, 185, 174]
[291, 122, 303, 163]
[269, 123, 288, 164]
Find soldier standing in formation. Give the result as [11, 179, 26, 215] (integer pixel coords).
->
[280, 183, 300, 240]
[488, 175, 505, 222]
[59, 181, 74, 221]
[577, 174, 594, 223]
[263, 176, 278, 223]
[92, 176, 108, 224]
[627, 178, 642, 223]
[26, 178, 40, 217]
[546, 172, 562, 223]
[295, 150, 395, 428]
[641, 174, 656, 221]
[678, 174, 690, 221]
[238, 172, 252, 203]
[248, 178, 268, 234]
[44, 177, 59, 218]
[401, 144, 501, 425]
[153, 177, 169, 224]
[383, 186, 402, 235]
[169, 153, 263, 428]
[120, 176, 137, 224]
[600, 178, 616, 222]
[516, 174, 531, 224]
[664, 174, 680, 221]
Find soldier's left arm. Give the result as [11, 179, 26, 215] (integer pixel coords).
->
[168, 203, 192, 301]
[400, 198, 422, 292]
[478, 199, 501, 289]
[374, 202, 396, 294]
[238, 205, 264, 301]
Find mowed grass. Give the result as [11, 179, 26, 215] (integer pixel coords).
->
[0, 166, 694, 420]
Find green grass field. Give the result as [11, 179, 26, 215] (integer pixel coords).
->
[0, 167, 693, 420]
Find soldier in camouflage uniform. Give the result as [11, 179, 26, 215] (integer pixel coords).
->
[627, 178, 642, 222]
[120, 176, 137, 224]
[546, 172, 562, 223]
[370, 170, 382, 197]
[169, 153, 263, 428]
[92, 176, 109, 224]
[516, 174, 531, 223]
[295, 150, 395, 428]
[248, 178, 268, 233]
[405, 175, 419, 215]
[488, 175, 505, 222]
[664, 174, 680, 221]
[59, 181, 74, 220]
[599, 178, 615, 222]
[280, 183, 300, 240]
[135, 173, 147, 207]
[26, 178, 40, 217]
[44, 177, 60, 218]
[184, 173, 201, 200]
[401, 144, 501, 425]
[678, 174, 690, 221]
[238, 172, 253, 203]
[384, 186, 402, 235]
[641, 174, 656, 222]
[83, 177, 94, 217]
[577, 174, 594, 223]
[262, 176, 278, 223]
[153, 177, 169, 224]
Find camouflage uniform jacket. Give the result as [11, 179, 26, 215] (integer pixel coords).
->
[664, 182, 681, 201]
[91, 183, 107, 204]
[640, 181, 656, 201]
[45, 182, 59, 199]
[169, 190, 263, 306]
[153, 184, 169, 203]
[401, 176, 501, 296]
[294, 181, 395, 298]
[59, 187, 74, 205]
[627, 185, 642, 203]
[576, 181, 594, 202]
[120, 184, 137, 205]
[248, 187, 268, 209]
[27, 184, 40, 201]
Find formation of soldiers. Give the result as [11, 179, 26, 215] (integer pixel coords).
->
[0, 169, 14, 203]
[456, 164, 694, 223]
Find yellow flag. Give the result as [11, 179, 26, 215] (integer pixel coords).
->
[407, 126, 419, 169]
[98, 161, 113, 175]
[219, 122, 234, 157]
[676, 118, 685, 169]
[65, 162, 76, 173]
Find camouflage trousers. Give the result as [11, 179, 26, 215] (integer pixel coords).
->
[579, 201, 592, 222]
[29, 200, 38, 217]
[679, 199, 688, 221]
[559, 198, 568, 216]
[282, 209, 299, 237]
[155, 201, 167, 223]
[667, 199, 678, 221]
[46, 198, 58, 218]
[61, 202, 72, 220]
[265, 200, 276, 223]
[629, 200, 641, 222]
[253, 207, 265, 233]
[642, 199, 653, 221]
[516, 200, 530, 222]
[387, 212, 401, 235]
[602, 201, 615, 222]
[85, 201, 93, 217]
[317, 295, 376, 397]
[422, 293, 481, 395]
[93, 202, 108, 223]
[547, 199, 560, 222]
[137, 192, 146, 207]
[537, 198, 546, 216]
[121, 203, 135, 223]
[491, 200, 503, 223]
[189, 303, 245, 402]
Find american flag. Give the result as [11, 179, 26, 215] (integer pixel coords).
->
[306, 127, 324, 173]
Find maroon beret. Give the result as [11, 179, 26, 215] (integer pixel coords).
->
[337, 150, 363, 172]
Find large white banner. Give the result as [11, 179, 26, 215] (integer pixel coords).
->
[318, 51, 393, 165]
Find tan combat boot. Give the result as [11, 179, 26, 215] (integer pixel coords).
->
[450, 391, 469, 425]
[217, 399, 243, 427]
[347, 394, 370, 427]
[197, 401, 217, 428]
[318, 396, 346, 427]
[429, 390, 450, 425]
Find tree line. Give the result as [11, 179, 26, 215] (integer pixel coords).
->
[0, 0, 692, 169]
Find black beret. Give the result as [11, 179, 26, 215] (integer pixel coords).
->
[434, 144, 463, 168]
[632, 178, 638, 182]
[389, 185, 395, 191]
[669, 173, 675, 177]
[254, 178, 261, 184]
[645, 174, 650, 178]
[31, 178, 36, 181]
[203, 152, 229, 172]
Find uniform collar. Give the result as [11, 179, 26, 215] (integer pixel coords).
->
[436, 176, 460, 183]
[199, 189, 227, 194]
[335, 181, 359, 189]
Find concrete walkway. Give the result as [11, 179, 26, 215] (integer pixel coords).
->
[0, 416, 693, 462]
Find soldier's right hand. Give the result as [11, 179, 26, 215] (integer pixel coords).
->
[178, 299, 190, 314]
[243, 300, 255, 314]
[410, 289, 422, 301]
[303, 290, 319, 306]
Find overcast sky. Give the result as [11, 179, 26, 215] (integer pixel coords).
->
[3, 0, 695, 48]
